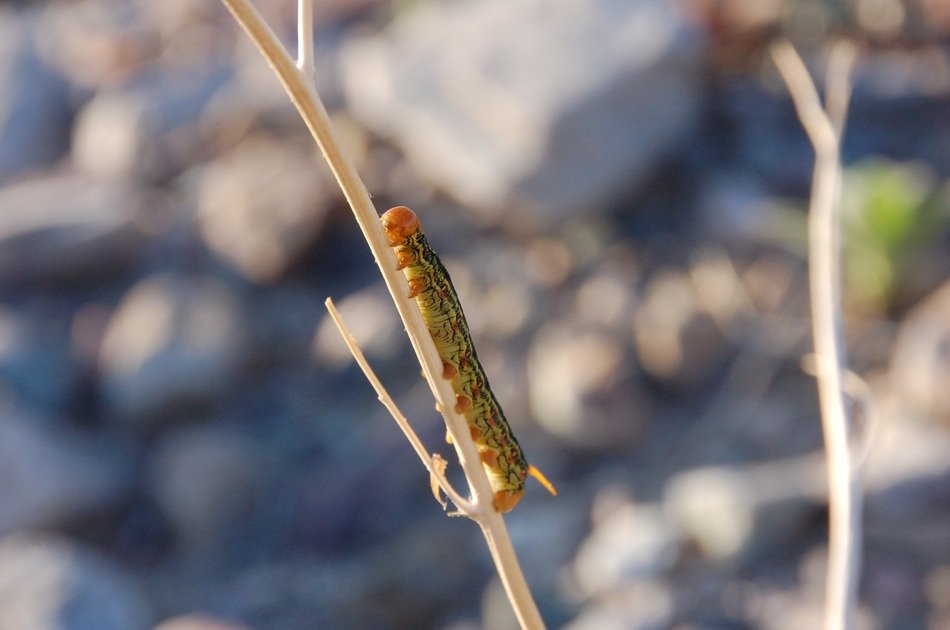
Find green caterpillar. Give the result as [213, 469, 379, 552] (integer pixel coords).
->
[381, 206, 555, 512]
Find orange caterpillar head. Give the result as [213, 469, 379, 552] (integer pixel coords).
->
[381, 206, 421, 246]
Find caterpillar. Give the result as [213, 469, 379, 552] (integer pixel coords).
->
[381, 206, 556, 512]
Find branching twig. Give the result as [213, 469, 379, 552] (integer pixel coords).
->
[772, 40, 861, 630]
[218, 1, 545, 627]
[324, 298, 474, 513]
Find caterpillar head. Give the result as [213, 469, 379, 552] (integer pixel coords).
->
[381, 206, 422, 246]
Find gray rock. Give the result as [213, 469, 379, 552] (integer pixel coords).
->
[340, 0, 703, 220]
[663, 453, 826, 563]
[0, 307, 74, 413]
[153, 615, 252, 630]
[312, 285, 402, 367]
[197, 135, 332, 283]
[0, 411, 133, 537]
[572, 490, 678, 596]
[72, 70, 231, 182]
[99, 274, 246, 422]
[527, 321, 649, 451]
[889, 280, 950, 423]
[0, 8, 71, 182]
[632, 267, 734, 392]
[34, 0, 159, 89]
[862, 397, 950, 551]
[0, 532, 150, 630]
[0, 173, 150, 286]
[147, 423, 264, 553]
[563, 580, 673, 630]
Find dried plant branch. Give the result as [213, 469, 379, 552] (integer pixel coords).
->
[218, 1, 545, 627]
[772, 40, 861, 630]
[324, 298, 474, 513]
[296, 0, 315, 79]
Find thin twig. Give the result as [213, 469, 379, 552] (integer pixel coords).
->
[324, 298, 474, 513]
[217, 2, 545, 627]
[772, 40, 861, 630]
[296, 0, 314, 79]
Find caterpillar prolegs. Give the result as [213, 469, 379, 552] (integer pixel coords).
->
[381, 206, 556, 512]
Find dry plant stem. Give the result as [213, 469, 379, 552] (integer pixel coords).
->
[296, 0, 314, 78]
[324, 298, 473, 513]
[772, 40, 860, 630]
[217, 1, 545, 628]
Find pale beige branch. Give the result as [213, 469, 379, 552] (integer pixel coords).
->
[324, 298, 474, 514]
[218, 1, 545, 627]
[772, 40, 861, 630]
[296, 0, 315, 79]
[825, 43, 858, 139]
[800, 354, 881, 475]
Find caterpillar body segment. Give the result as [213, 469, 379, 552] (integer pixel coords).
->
[381, 205, 554, 512]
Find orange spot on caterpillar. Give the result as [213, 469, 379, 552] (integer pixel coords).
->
[380, 206, 421, 246]
[455, 394, 472, 413]
[480, 448, 498, 468]
[493, 489, 525, 513]
[395, 249, 414, 270]
[528, 465, 558, 497]
[442, 361, 457, 380]
[408, 278, 426, 299]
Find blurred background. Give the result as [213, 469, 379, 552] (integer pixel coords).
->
[0, 0, 948, 628]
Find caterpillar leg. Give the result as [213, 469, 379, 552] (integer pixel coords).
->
[394, 248, 415, 270]
[408, 277, 426, 299]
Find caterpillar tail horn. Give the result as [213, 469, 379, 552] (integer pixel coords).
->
[528, 465, 558, 497]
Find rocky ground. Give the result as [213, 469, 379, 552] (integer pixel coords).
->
[0, 0, 948, 628]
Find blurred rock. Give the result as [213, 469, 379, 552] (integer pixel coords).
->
[147, 423, 264, 552]
[505, 498, 588, 609]
[35, 0, 159, 89]
[0, 307, 74, 413]
[563, 580, 673, 630]
[862, 398, 950, 559]
[312, 285, 401, 367]
[367, 524, 479, 628]
[696, 171, 777, 245]
[0, 532, 150, 630]
[153, 614, 252, 630]
[663, 453, 825, 563]
[527, 322, 648, 450]
[73, 69, 230, 182]
[573, 492, 678, 596]
[292, 440, 421, 552]
[0, 8, 72, 181]
[340, 0, 703, 220]
[198, 135, 332, 283]
[0, 174, 151, 286]
[99, 274, 246, 423]
[0, 411, 134, 536]
[888, 280, 950, 423]
[571, 254, 640, 332]
[632, 267, 734, 393]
